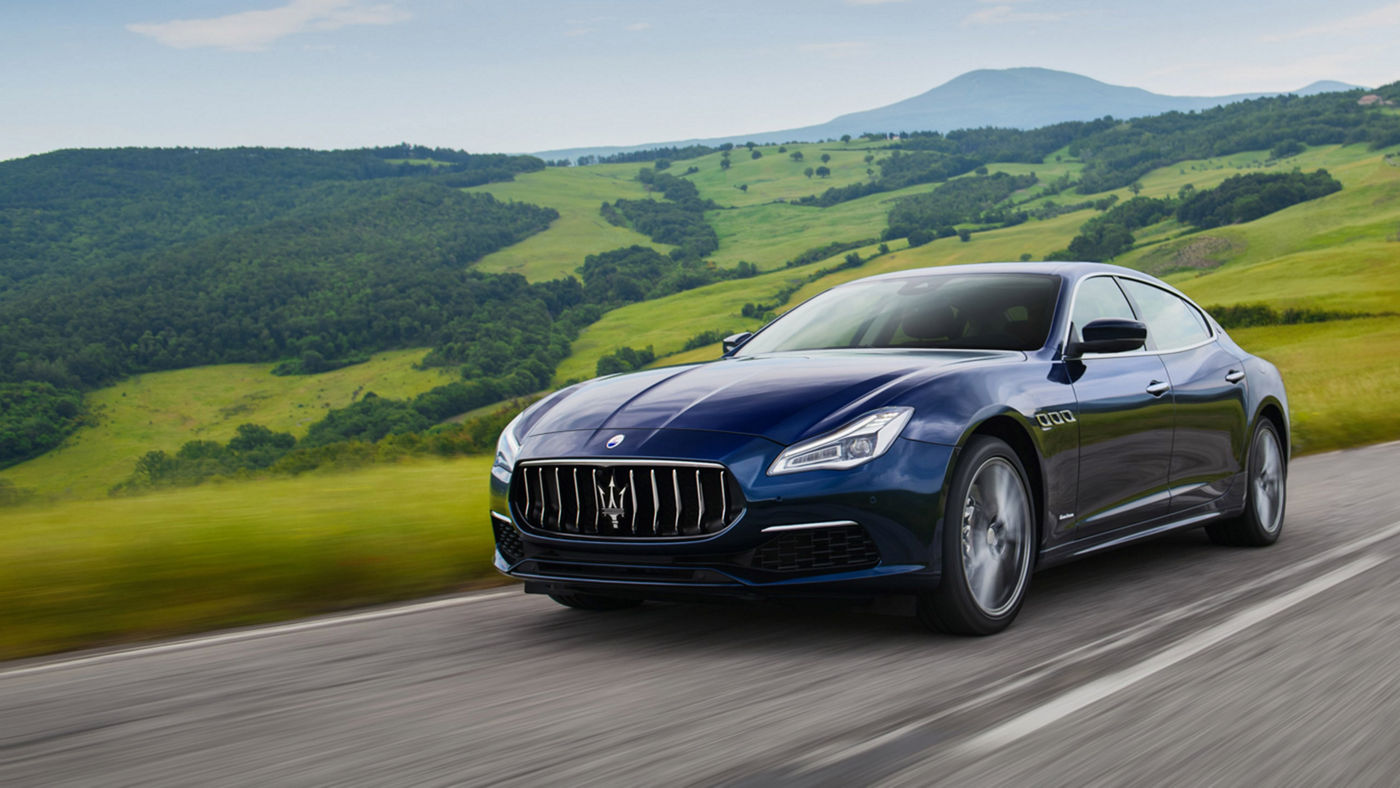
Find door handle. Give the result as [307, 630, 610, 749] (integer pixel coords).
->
[1146, 380, 1171, 397]
[1225, 369, 1246, 384]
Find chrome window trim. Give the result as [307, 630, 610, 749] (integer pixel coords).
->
[1058, 272, 1219, 360]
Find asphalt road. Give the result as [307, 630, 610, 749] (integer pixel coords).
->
[4, 442, 1400, 786]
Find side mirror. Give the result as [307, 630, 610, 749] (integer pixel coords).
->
[722, 331, 753, 357]
[1067, 319, 1147, 357]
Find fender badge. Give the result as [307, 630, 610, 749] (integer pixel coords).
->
[605, 434, 625, 449]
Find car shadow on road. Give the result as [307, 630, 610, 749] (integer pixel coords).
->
[510, 527, 1232, 655]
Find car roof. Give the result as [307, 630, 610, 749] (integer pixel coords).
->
[849, 261, 1147, 287]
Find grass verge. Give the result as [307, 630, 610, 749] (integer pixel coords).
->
[0, 456, 499, 661]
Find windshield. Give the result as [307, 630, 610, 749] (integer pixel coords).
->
[736, 273, 1062, 354]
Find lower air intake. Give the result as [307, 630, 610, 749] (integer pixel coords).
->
[753, 524, 881, 572]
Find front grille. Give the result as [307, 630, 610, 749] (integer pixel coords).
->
[493, 518, 524, 563]
[511, 462, 743, 539]
[753, 525, 881, 572]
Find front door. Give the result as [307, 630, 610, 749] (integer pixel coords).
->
[1063, 275, 1174, 537]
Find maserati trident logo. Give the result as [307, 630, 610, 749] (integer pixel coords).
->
[597, 473, 630, 528]
[605, 434, 625, 449]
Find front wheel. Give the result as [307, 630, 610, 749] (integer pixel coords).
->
[918, 436, 1036, 636]
[1207, 418, 1286, 547]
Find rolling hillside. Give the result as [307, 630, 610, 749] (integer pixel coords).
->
[4, 82, 1400, 502]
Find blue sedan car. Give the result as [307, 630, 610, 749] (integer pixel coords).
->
[489, 262, 1288, 634]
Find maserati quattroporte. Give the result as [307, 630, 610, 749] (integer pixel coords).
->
[489, 262, 1288, 634]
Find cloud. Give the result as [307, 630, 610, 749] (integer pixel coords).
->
[1262, 2, 1400, 41]
[844, 0, 906, 5]
[799, 41, 870, 57]
[963, 4, 1066, 25]
[126, 0, 409, 51]
[625, 22, 652, 32]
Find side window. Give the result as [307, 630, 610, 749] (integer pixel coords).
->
[1070, 276, 1136, 342]
[1120, 279, 1211, 351]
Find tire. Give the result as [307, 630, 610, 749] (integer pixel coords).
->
[549, 592, 644, 611]
[918, 436, 1037, 636]
[1207, 418, 1286, 547]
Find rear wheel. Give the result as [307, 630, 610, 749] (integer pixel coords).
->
[1207, 418, 1286, 547]
[549, 592, 644, 611]
[918, 436, 1036, 636]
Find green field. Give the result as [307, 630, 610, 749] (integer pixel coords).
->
[0, 349, 455, 500]
[466, 164, 671, 281]
[0, 456, 496, 660]
[547, 142, 1400, 457]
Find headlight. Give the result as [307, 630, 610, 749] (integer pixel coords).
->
[768, 407, 913, 475]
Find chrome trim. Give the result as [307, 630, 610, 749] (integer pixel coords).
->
[490, 511, 513, 525]
[760, 520, 860, 533]
[1070, 511, 1220, 557]
[1058, 272, 1219, 360]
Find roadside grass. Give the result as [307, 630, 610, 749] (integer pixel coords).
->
[0, 349, 453, 501]
[466, 164, 669, 281]
[1231, 317, 1400, 453]
[0, 456, 498, 661]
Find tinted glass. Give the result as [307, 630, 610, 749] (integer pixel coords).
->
[1120, 279, 1211, 350]
[1070, 276, 1137, 341]
[737, 273, 1062, 354]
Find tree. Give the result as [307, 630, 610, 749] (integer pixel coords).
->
[820, 153, 831, 164]
[841, 134, 852, 143]
[751, 150, 762, 160]
[815, 166, 831, 178]
[1129, 182, 1143, 196]
[790, 151, 804, 162]
[745, 141, 756, 150]
[804, 167, 814, 179]
[878, 243, 890, 254]
[864, 154, 874, 164]
[957, 229, 972, 242]
[720, 157, 731, 170]
[778, 146, 787, 153]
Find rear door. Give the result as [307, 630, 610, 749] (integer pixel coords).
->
[1063, 275, 1175, 537]
[1118, 279, 1247, 511]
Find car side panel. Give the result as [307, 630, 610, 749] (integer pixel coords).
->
[1161, 341, 1249, 511]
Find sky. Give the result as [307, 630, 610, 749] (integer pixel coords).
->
[3, 0, 1399, 161]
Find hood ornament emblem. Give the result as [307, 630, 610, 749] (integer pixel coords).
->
[597, 474, 629, 528]
[605, 434, 625, 449]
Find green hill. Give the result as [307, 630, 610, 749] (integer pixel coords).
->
[6, 84, 1400, 498]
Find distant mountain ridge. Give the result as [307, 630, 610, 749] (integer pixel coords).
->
[537, 68, 1365, 161]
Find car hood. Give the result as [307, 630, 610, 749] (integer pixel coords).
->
[526, 349, 1018, 446]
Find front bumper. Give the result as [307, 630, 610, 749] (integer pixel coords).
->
[488, 429, 956, 598]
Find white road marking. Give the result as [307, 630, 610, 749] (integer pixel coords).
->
[958, 553, 1388, 756]
[0, 589, 518, 680]
[797, 519, 1400, 774]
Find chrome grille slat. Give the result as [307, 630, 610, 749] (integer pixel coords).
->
[511, 462, 742, 540]
[695, 469, 704, 534]
[671, 469, 681, 536]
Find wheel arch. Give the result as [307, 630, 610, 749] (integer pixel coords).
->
[963, 414, 1048, 551]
